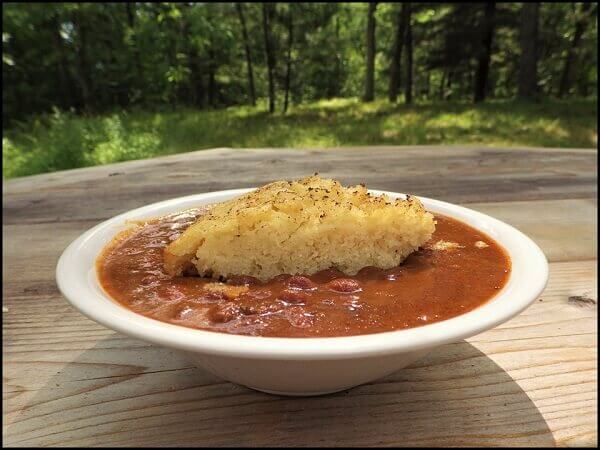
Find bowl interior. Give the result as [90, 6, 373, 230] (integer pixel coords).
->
[56, 189, 548, 360]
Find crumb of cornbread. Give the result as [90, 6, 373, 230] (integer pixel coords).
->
[164, 175, 436, 282]
[429, 240, 464, 251]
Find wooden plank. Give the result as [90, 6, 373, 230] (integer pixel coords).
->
[3, 147, 597, 446]
[3, 146, 597, 192]
[2, 260, 596, 447]
[467, 198, 597, 263]
[3, 147, 597, 224]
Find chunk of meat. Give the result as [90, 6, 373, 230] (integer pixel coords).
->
[204, 282, 249, 300]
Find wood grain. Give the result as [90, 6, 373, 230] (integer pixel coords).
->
[3, 146, 596, 224]
[2, 261, 596, 447]
[2, 146, 597, 447]
[467, 198, 597, 263]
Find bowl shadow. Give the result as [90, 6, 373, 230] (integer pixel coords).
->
[4, 338, 555, 447]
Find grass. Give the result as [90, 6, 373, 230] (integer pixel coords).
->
[3, 97, 597, 178]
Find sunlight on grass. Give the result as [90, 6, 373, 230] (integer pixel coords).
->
[539, 119, 569, 139]
[3, 98, 597, 178]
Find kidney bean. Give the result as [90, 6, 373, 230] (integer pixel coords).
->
[278, 289, 308, 304]
[243, 288, 272, 300]
[210, 304, 242, 323]
[326, 278, 362, 293]
[286, 275, 316, 290]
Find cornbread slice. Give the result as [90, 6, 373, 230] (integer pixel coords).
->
[164, 176, 435, 282]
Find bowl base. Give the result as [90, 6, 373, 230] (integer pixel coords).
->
[248, 386, 348, 397]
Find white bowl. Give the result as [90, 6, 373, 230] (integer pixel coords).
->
[56, 189, 548, 396]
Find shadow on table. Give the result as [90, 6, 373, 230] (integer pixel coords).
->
[6, 339, 555, 447]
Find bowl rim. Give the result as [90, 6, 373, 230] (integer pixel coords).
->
[56, 188, 548, 360]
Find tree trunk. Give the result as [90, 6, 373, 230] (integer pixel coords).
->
[466, 69, 473, 97]
[335, 14, 342, 96]
[125, 3, 144, 84]
[176, 5, 191, 105]
[577, 47, 593, 96]
[125, 2, 134, 25]
[262, 3, 276, 113]
[208, 49, 217, 108]
[404, 2, 413, 105]
[190, 54, 205, 108]
[363, 2, 377, 102]
[388, 3, 407, 102]
[473, 2, 496, 103]
[51, 14, 71, 109]
[558, 2, 594, 97]
[181, 7, 204, 109]
[236, 3, 256, 106]
[73, 10, 92, 111]
[190, 45, 206, 108]
[283, 7, 294, 113]
[518, 2, 539, 99]
[439, 69, 446, 100]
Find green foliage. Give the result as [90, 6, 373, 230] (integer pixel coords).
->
[2, 2, 597, 179]
[2, 108, 162, 177]
[3, 98, 596, 178]
[88, 115, 161, 165]
[2, 2, 597, 124]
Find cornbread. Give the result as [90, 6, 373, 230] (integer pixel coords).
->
[164, 175, 436, 282]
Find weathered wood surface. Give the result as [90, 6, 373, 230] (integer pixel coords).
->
[2, 147, 597, 447]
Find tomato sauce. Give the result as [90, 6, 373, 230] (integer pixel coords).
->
[97, 209, 510, 337]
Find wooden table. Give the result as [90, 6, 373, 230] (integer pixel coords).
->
[3, 146, 597, 447]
